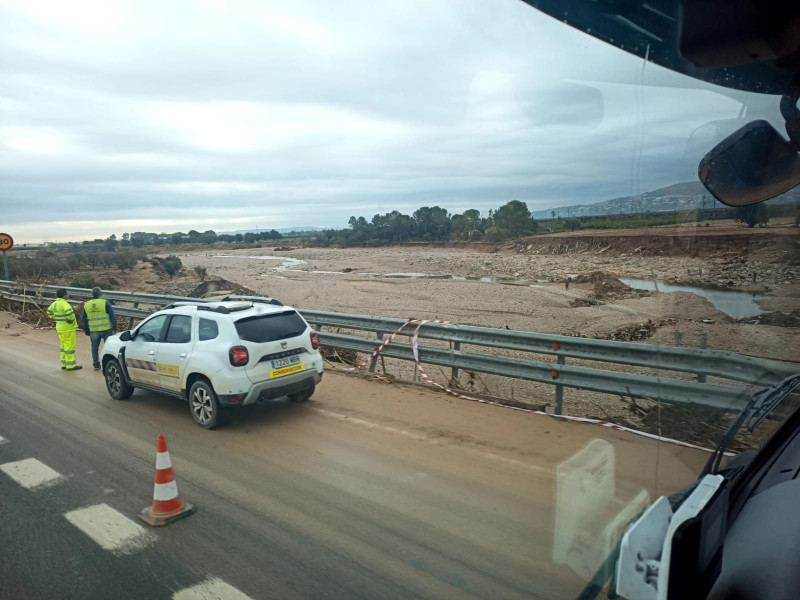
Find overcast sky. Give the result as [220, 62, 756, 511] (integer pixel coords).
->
[0, 0, 784, 243]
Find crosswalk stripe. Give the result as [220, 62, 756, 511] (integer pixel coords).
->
[1, 458, 63, 489]
[173, 578, 255, 600]
[64, 503, 154, 556]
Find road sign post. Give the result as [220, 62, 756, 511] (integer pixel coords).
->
[0, 233, 13, 280]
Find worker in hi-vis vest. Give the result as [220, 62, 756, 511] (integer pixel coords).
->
[81, 286, 117, 371]
[47, 288, 82, 371]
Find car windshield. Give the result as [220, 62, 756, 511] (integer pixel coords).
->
[0, 2, 798, 600]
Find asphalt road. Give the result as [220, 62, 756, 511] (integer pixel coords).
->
[0, 317, 707, 599]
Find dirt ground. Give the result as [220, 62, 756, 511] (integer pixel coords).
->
[10, 222, 799, 447]
[163, 225, 800, 362]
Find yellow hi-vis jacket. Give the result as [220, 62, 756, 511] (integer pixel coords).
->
[83, 298, 112, 332]
[47, 298, 77, 332]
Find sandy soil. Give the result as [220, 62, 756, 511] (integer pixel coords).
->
[10, 224, 798, 446]
[171, 242, 799, 359]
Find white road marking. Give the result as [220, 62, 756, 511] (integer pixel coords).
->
[173, 577, 254, 600]
[64, 504, 154, 555]
[309, 407, 547, 473]
[0, 458, 63, 489]
[0, 434, 7, 444]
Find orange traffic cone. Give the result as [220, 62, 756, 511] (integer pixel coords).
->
[139, 434, 196, 527]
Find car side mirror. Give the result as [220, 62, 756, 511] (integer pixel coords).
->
[120, 330, 132, 342]
[698, 119, 800, 206]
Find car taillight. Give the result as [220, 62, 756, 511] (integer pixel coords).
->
[229, 345, 249, 366]
[310, 331, 320, 350]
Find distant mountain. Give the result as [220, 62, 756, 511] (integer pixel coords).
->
[531, 181, 800, 219]
[224, 226, 325, 235]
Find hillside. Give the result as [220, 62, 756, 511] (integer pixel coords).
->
[532, 181, 800, 219]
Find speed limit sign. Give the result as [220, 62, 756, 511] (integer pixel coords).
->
[0, 233, 11, 280]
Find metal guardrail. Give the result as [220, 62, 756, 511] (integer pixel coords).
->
[315, 331, 749, 410]
[300, 310, 795, 386]
[1, 279, 793, 413]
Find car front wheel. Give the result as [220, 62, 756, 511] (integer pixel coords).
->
[188, 380, 228, 429]
[104, 358, 133, 400]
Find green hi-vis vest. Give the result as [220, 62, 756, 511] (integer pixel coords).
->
[84, 298, 112, 332]
[47, 298, 77, 332]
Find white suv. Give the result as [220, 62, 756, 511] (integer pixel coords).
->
[100, 297, 324, 429]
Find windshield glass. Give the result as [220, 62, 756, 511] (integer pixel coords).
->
[0, 2, 798, 600]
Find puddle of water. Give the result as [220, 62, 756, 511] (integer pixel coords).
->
[620, 278, 765, 319]
[384, 272, 449, 279]
[214, 254, 307, 272]
[384, 273, 520, 283]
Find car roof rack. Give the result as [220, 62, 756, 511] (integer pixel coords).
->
[222, 295, 283, 306]
[164, 300, 253, 314]
[197, 305, 231, 314]
[163, 300, 208, 309]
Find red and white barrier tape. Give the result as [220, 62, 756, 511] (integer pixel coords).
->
[351, 318, 732, 455]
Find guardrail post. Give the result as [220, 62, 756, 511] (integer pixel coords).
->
[555, 355, 565, 415]
[674, 332, 683, 347]
[697, 333, 708, 383]
[127, 302, 139, 330]
[368, 332, 383, 373]
[451, 341, 461, 381]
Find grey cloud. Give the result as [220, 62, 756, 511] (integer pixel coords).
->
[0, 0, 784, 242]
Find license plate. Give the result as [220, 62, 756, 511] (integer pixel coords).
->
[271, 356, 300, 369]
[270, 363, 304, 379]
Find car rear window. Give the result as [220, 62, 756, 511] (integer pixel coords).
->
[234, 311, 307, 343]
[198, 318, 219, 341]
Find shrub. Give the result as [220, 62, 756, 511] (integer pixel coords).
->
[70, 275, 115, 290]
[66, 254, 87, 270]
[483, 226, 506, 242]
[9, 256, 68, 279]
[70, 274, 97, 289]
[151, 255, 183, 278]
[193, 265, 207, 280]
[113, 252, 138, 271]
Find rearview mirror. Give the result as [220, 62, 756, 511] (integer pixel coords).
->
[698, 119, 800, 206]
[119, 330, 132, 342]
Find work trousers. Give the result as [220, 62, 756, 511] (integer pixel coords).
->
[58, 329, 78, 370]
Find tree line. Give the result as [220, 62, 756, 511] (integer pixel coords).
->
[4, 247, 186, 285]
[319, 200, 540, 245]
[34, 197, 785, 256]
[97, 228, 284, 249]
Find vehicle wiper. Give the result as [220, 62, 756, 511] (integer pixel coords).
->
[701, 373, 800, 476]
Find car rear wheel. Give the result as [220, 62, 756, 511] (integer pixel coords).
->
[104, 358, 133, 400]
[189, 380, 228, 429]
[288, 384, 315, 403]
